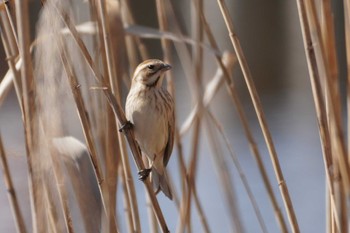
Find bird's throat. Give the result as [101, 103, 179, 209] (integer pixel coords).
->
[146, 76, 161, 88]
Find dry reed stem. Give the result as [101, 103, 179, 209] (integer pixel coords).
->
[178, 53, 235, 233]
[120, 0, 144, 72]
[203, 115, 244, 232]
[2, 4, 19, 56]
[153, 1, 196, 232]
[206, 111, 268, 233]
[14, 1, 40, 232]
[117, 119, 142, 233]
[53, 4, 169, 232]
[179, 52, 236, 135]
[216, 1, 300, 232]
[57, 138, 102, 233]
[57, 35, 121, 232]
[192, 2, 289, 231]
[0, 134, 27, 233]
[320, 0, 338, 84]
[179, 49, 266, 232]
[47, 146, 75, 233]
[57, 38, 103, 184]
[304, 0, 350, 197]
[119, 165, 135, 233]
[176, 26, 204, 233]
[97, 1, 142, 232]
[88, 8, 119, 230]
[146, 192, 159, 233]
[42, 179, 61, 233]
[154, 2, 203, 233]
[0, 5, 22, 109]
[344, 0, 350, 163]
[192, 0, 204, 90]
[121, 0, 150, 61]
[155, 0, 174, 93]
[295, 0, 341, 231]
[162, 0, 197, 98]
[191, 183, 211, 233]
[104, 108, 120, 233]
[155, 1, 209, 232]
[176, 118, 200, 233]
[0, 63, 15, 106]
[0, 29, 21, 109]
[178, 0, 206, 226]
[154, 3, 191, 224]
[0, 59, 21, 107]
[95, 2, 124, 232]
[159, 2, 241, 232]
[320, 2, 346, 231]
[2, 6, 79, 232]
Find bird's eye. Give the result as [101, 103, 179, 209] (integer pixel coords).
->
[147, 65, 155, 70]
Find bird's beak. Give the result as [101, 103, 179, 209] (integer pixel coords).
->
[162, 63, 172, 71]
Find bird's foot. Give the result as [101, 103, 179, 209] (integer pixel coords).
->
[138, 168, 152, 181]
[119, 121, 133, 133]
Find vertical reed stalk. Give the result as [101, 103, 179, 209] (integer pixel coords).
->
[320, 2, 346, 231]
[14, 1, 40, 232]
[0, 134, 27, 233]
[119, 165, 135, 233]
[191, 183, 211, 233]
[216, 0, 300, 232]
[121, 0, 150, 61]
[183, 3, 205, 229]
[95, 2, 123, 232]
[154, 4, 192, 226]
[47, 147, 75, 233]
[295, 0, 341, 230]
[57, 35, 121, 232]
[203, 115, 244, 233]
[192, 2, 289, 231]
[207, 111, 268, 233]
[42, 179, 62, 233]
[304, 0, 350, 193]
[345, 0, 350, 163]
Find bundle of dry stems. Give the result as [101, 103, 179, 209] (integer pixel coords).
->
[0, 0, 348, 233]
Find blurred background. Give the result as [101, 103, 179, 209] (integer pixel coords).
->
[0, 0, 347, 232]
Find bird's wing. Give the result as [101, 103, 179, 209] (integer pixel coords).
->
[163, 97, 175, 167]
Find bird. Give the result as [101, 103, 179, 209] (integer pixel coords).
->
[124, 59, 175, 200]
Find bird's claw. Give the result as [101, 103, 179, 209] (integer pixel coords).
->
[119, 121, 133, 133]
[138, 168, 152, 181]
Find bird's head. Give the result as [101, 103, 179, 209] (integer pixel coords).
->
[132, 59, 172, 88]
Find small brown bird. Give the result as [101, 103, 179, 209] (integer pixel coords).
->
[125, 59, 175, 200]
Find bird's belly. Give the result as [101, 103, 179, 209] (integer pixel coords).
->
[130, 104, 168, 159]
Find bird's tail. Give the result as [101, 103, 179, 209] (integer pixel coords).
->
[152, 169, 173, 200]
